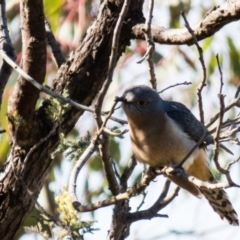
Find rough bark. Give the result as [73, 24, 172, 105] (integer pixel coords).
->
[7, 0, 46, 147]
[0, 0, 144, 239]
[132, 0, 240, 45]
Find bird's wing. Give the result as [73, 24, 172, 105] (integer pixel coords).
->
[164, 101, 213, 145]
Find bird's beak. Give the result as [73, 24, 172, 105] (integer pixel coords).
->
[115, 96, 126, 103]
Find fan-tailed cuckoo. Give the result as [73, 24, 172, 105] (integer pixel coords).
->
[117, 85, 238, 226]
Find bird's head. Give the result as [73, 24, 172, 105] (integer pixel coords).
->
[116, 85, 163, 117]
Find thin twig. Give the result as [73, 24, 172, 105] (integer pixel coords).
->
[34, 201, 71, 234]
[103, 127, 128, 136]
[158, 81, 192, 94]
[181, 11, 207, 124]
[216, 54, 223, 93]
[137, 0, 157, 89]
[145, 0, 157, 89]
[235, 85, 240, 99]
[213, 55, 227, 174]
[210, 55, 239, 187]
[96, 101, 121, 195]
[218, 143, 234, 155]
[207, 95, 240, 128]
[177, 133, 209, 168]
[68, 137, 102, 209]
[101, 105, 121, 115]
[45, 19, 65, 68]
[210, 115, 240, 132]
[111, 159, 121, 181]
[120, 156, 137, 191]
[136, 191, 147, 212]
[226, 156, 240, 171]
[99, 100, 120, 132]
[126, 180, 179, 223]
[160, 186, 180, 208]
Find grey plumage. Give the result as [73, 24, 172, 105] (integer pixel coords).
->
[119, 85, 213, 146]
[117, 85, 238, 226]
[164, 101, 214, 146]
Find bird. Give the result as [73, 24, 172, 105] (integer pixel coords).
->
[116, 85, 238, 226]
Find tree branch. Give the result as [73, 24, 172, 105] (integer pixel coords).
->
[131, 1, 240, 45]
[126, 180, 176, 222]
[7, 0, 46, 146]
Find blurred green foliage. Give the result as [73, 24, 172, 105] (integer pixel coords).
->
[44, 0, 63, 32]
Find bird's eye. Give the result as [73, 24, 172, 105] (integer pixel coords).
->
[137, 99, 147, 106]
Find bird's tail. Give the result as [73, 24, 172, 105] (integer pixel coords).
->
[186, 149, 238, 225]
[200, 185, 239, 226]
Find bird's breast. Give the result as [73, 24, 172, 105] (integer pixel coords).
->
[128, 115, 199, 170]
